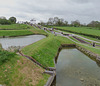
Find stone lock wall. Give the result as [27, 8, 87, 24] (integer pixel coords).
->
[76, 45, 100, 62]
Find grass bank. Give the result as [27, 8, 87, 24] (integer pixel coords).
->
[22, 34, 74, 67]
[78, 44, 100, 55]
[0, 47, 49, 86]
[0, 27, 47, 37]
[54, 26, 100, 39]
[56, 29, 100, 42]
[0, 24, 31, 30]
[0, 30, 34, 37]
[29, 28, 47, 36]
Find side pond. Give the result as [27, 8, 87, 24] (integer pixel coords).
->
[0, 35, 46, 49]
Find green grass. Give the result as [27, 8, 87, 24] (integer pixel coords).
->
[0, 30, 34, 37]
[0, 24, 47, 37]
[55, 27, 100, 43]
[78, 44, 100, 55]
[78, 34, 100, 42]
[0, 47, 49, 86]
[22, 34, 74, 67]
[0, 49, 15, 65]
[75, 36, 100, 45]
[36, 74, 50, 86]
[29, 28, 47, 36]
[0, 24, 31, 30]
[0, 48, 19, 86]
[69, 36, 80, 43]
[0, 27, 47, 37]
[55, 26, 100, 38]
[59, 29, 100, 42]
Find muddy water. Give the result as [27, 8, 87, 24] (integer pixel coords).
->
[0, 35, 45, 49]
[56, 48, 100, 86]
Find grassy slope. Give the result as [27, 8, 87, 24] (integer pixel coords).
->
[0, 26, 47, 37]
[0, 27, 48, 86]
[0, 27, 49, 86]
[55, 26, 100, 37]
[56, 29, 100, 42]
[78, 34, 100, 42]
[22, 34, 74, 67]
[1, 24, 100, 86]
[29, 28, 47, 36]
[0, 30, 34, 37]
[0, 24, 30, 30]
[0, 53, 49, 86]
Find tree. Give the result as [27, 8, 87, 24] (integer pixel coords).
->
[56, 18, 64, 26]
[40, 21, 45, 26]
[47, 18, 54, 25]
[87, 21, 100, 28]
[9, 17, 17, 24]
[64, 21, 68, 26]
[53, 17, 59, 25]
[0, 19, 11, 25]
[71, 20, 80, 27]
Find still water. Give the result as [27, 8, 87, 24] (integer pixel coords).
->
[0, 35, 45, 49]
[56, 48, 100, 86]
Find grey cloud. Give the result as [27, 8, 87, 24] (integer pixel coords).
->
[0, 0, 100, 24]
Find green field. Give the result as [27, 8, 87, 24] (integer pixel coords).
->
[55, 26, 100, 38]
[0, 24, 31, 30]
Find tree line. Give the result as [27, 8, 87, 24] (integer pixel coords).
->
[39, 17, 100, 28]
[0, 16, 17, 25]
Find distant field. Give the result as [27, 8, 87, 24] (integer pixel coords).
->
[0, 24, 31, 30]
[0, 30, 33, 37]
[54, 26, 100, 38]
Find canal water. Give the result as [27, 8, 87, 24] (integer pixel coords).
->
[0, 35, 45, 49]
[55, 48, 100, 86]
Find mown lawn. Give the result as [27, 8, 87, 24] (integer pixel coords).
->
[22, 34, 74, 67]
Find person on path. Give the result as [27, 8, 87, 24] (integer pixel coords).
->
[93, 42, 95, 47]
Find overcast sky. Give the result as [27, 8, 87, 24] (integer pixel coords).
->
[0, 0, 100, 24]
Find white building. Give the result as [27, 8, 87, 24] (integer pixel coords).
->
[30, 19, 36, 24]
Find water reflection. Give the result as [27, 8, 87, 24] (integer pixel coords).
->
[56, 48, 100, 86]
[0, 35, 45, 49]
